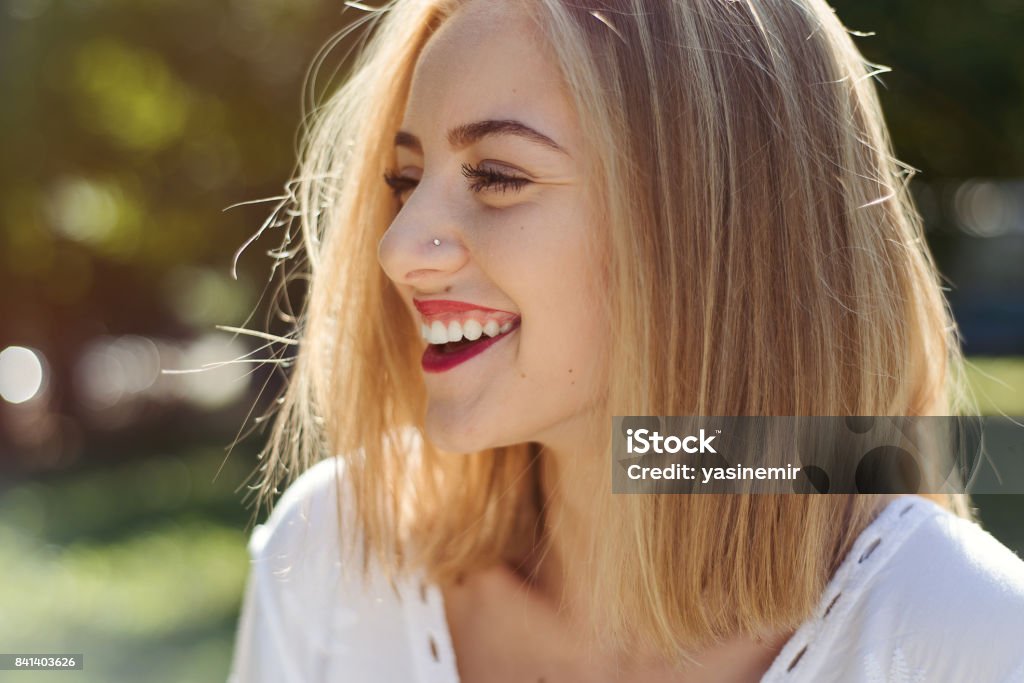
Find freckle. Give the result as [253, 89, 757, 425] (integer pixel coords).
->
[519, 225, 524, 230]
[571, 381, 575, 385]
[568, 368, 573, 374]
[520, 372, 527, 379]
[444, 286, 452, 293]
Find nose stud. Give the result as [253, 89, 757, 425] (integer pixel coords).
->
[432, 238, 441, 247]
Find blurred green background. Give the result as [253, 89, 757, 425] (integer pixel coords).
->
[0, 0, 1022, 681]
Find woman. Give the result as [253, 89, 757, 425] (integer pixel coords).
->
[229, 0, 1024, 681]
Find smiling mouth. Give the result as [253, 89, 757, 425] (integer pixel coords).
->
[421, 318, 520, 373]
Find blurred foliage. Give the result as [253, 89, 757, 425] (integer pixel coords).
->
[0, 446, 254, 682]
[831, 0, 1024, 177]
[0, 0, 346, 416]
[965, 357, 1024, 416]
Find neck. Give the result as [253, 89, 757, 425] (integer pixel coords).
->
[503, 424, 605, 629]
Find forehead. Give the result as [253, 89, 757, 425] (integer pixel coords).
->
[401, 0, 575, 142]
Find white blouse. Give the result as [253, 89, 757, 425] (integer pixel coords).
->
[228, 456, 1024, 682]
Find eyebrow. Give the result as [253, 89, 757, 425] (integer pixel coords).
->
[393, 119, 567, 155]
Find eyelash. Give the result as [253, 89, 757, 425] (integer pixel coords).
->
[460, 163, 531, 194]
[382, 163, 531, 201]
[382, 171, 417, 200]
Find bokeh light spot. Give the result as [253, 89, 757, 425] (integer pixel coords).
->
[0, 346, 46, 404]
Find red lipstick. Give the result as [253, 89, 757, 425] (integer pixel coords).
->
[414, 299, 515, 316]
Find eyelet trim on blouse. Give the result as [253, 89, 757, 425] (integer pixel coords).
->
[400, 574, 461, 683]
[760, 498, 935, 681]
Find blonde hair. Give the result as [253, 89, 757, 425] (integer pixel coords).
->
[250, 0, 973, 662]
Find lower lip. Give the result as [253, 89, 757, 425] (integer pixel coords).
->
[421, 321, 520, 373]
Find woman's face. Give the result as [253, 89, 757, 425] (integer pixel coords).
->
[377, 0, 607, 454]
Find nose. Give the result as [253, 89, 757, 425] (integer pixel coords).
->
[377, 185, 469, 290]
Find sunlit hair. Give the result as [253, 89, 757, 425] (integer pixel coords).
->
[250, 0, 974, 662]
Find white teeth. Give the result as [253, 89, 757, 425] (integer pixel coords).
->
[463, 319, 483, 341]
[421, 316, 516, 343]
[429, 321, 449, 344]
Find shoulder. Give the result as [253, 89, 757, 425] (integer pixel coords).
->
[863, 498, 1024, 640]
[228, 457, 355, 682]
[248, 456, 352, 566]
[856, 499, 1024, 680]
[765, 496, 1024, 682]
[249, 422, 425, 575]
[242, 455, 359, 646]
[229, 438, 428, 682]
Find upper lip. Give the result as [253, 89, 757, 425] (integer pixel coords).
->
[413, 299, 517, 316]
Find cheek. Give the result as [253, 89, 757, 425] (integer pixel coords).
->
[474, 201, 606, 381]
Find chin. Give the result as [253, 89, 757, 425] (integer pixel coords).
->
[423, 410, 491, 454]
[423, 407, 524, 454]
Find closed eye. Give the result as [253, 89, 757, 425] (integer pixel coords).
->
[461, 163, 531, 194]
[383, 170, 418, 202]
[383, 163, 532, 206]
